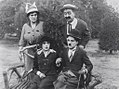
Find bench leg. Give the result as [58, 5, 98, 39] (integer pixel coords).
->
[3, 71, 9, 89]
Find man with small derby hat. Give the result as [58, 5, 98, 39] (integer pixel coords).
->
[54, 30, 93, 89]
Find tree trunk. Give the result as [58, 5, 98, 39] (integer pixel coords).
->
[109, 49, 113, 54]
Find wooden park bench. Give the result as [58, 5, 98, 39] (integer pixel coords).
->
[3, 62, 25, 89]
[3, 44, 102, 89]
[3, 44, 37, 89]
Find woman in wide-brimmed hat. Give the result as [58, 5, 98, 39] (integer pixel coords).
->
[18, 2, 44, 71]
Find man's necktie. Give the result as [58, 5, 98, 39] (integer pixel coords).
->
[68, 50, 73, 62]
[67, 23, 72, 34]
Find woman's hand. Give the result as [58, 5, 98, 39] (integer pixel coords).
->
[19, 46, 23, 52]
[79, 45, 84, 49]
[18, 46, 23, 61]
[39, 73, 46, 78]
[37, 71, 46, 78]
[78, 69, 88, 74]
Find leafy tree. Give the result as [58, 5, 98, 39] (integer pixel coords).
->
[0, 0, 22, 37]
[0, 0, 91, 39]
[88, 0, 109, 38]
[0, 0, 118, 44]
[99, 12, 119, 54]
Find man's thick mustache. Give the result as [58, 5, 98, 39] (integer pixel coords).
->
[65, 17, 71, 19]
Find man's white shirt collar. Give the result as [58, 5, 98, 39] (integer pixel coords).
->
[67, 18, 77, 29]
[68, 46, 77, 58]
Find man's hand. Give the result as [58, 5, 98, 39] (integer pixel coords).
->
[56, 58, 62, 67]
[79, 45, 84, 49]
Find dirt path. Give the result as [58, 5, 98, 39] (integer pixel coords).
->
[0, 39, 119, 89]
[86, 40, 119, 89]
[0, 40, 19, 89]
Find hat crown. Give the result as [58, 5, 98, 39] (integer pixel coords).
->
[25, 2, 38, 14]
[60, 4, 78, 12]
[68, 30, 81, 40]
[63, 4, 78, 9]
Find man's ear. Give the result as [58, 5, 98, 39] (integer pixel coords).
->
[76, 41, 79, 45]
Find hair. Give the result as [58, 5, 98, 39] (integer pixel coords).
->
[40, 37, 53, 48]
[42, 40, 50, 44]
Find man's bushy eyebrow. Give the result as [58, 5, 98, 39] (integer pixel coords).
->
[67, 39, 75, 41]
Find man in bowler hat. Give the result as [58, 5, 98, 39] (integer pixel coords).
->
[54, 30, 93, 89]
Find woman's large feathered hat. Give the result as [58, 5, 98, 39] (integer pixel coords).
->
[25, 2, 38, 14]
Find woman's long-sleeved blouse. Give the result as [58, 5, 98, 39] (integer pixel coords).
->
[19, 21, 44, 47]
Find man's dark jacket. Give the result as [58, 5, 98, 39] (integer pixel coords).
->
[61, 46, 93, 77]
[60, 46, 93, 87]
[60, 18, 90, 47]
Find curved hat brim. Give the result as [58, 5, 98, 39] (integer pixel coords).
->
[60, 5, 78, 12]
[27, 9, 39, 15]
[67, 34, 81, 40]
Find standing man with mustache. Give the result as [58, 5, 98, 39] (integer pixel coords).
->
[60, 4, 90, 49]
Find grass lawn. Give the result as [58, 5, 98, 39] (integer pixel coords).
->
[0, 39, 119, 89]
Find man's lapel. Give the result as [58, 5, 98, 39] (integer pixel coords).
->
[70, 46, 79, 62]
[65, 48, 71, 62]
[66, 48, 69, 59]
[65, 23, 67, 38]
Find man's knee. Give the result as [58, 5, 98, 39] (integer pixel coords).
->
[32, 75, 41, 83]
[54, 80, 66, 89]
[29, 82, 38, 89]
[29, 75, 40, 89]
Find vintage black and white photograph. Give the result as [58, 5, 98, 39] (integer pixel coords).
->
[0, 0, 119, 89]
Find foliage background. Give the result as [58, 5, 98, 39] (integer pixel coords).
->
[0, 0, 119, 53]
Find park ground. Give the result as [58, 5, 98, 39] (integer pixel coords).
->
[0, 39, 119, 89]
